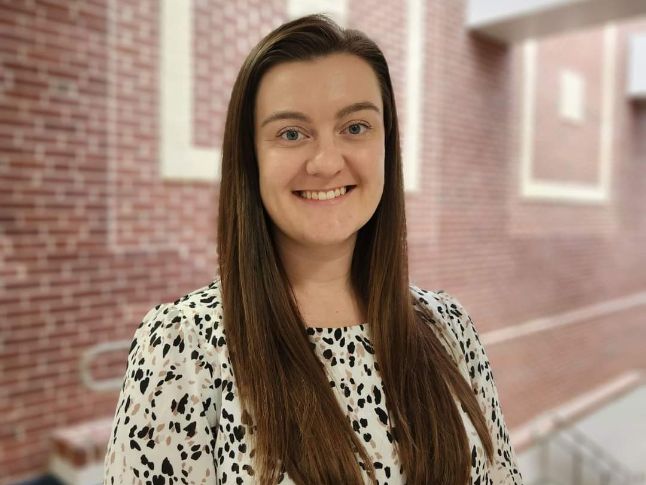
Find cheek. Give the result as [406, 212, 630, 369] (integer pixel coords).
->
[257, 151, 295, 200]
[265, 143, 306, 169]
[256, 157, 275, 208]
[357, 142, 385, 182]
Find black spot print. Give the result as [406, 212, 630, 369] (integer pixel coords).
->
[104, 279, 523, 485]
[161, 457, 174, 475]
[375, 407, 388, 425]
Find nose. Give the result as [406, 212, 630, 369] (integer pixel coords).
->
[305, 135, 345, 176]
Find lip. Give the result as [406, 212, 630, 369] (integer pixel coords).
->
[292, 186, 356, 205]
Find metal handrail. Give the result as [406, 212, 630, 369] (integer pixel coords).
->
[532, 414, 645, 485]
[84, 342, 646, 484]
[558, 424, 643, 481]
[79, 339, 131, 392]
[552, 433, 637, 484]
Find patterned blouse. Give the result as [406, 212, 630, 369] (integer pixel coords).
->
[104, 278, 524, 484]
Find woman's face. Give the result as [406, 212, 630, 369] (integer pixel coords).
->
[254, 53, 385, 251]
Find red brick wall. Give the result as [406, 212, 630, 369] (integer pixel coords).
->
[0, 1, 221, 480]
[406, 1, 646, 433]
[531, 27, 604, 184]
[1, 0, 645, 482]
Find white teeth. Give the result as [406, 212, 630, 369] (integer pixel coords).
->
[298, 186, 349, 200]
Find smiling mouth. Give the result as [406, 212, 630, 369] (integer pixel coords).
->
[292, 185, 357, 201]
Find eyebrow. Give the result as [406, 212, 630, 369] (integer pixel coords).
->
[259, 101, 381, 128]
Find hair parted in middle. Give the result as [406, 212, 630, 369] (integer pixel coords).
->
[217, 13, 494, 485]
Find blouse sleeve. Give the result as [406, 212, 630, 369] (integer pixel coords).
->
[436, 291, 524, 485]
[104, 302, 220, 485]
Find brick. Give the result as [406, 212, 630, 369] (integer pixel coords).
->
[1, 0, 645, 480]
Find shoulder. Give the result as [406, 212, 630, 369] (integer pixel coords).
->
[408, 284, 481, 379]
[408, 283, 468, 334]
[106, 280, 225, 482]
[410, 286, 523, 482]
[131, 277, 227, 366]
[168, 276, 224, 329]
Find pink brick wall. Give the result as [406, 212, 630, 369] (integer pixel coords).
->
[405, 2, 646, 434]
[532, 27, 603, 184]
[1, 0, 645, 481]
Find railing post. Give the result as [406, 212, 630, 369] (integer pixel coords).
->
[529, 414, 643, 485]
[538, 430, 550, 483]
[572, 448, 582, 485]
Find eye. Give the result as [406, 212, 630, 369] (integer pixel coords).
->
[278, 128, 304, 142]
[344, 122, 370, 135]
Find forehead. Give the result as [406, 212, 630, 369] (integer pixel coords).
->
[255, 53, 383, 118]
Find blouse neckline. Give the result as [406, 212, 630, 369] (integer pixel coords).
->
[305, 323, 367, 333]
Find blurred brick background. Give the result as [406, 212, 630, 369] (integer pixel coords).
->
[0, 0, 645, 482]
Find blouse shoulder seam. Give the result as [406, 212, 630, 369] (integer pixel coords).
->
[137, 296, 218, 372]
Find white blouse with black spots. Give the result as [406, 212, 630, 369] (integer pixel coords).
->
[104, 278, 523, 484]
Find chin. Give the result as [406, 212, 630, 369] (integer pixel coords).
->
[301, 231, 358, 247]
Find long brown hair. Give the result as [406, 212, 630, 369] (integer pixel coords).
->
[217, 14, 493, 484]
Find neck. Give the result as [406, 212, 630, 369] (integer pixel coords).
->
[271, 228, 367, 327]
[274, 230, 357, 296]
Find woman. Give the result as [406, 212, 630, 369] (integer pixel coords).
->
[104, 14, 523, 485]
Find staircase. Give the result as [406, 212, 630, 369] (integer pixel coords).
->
[528, 417, 645, 485]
